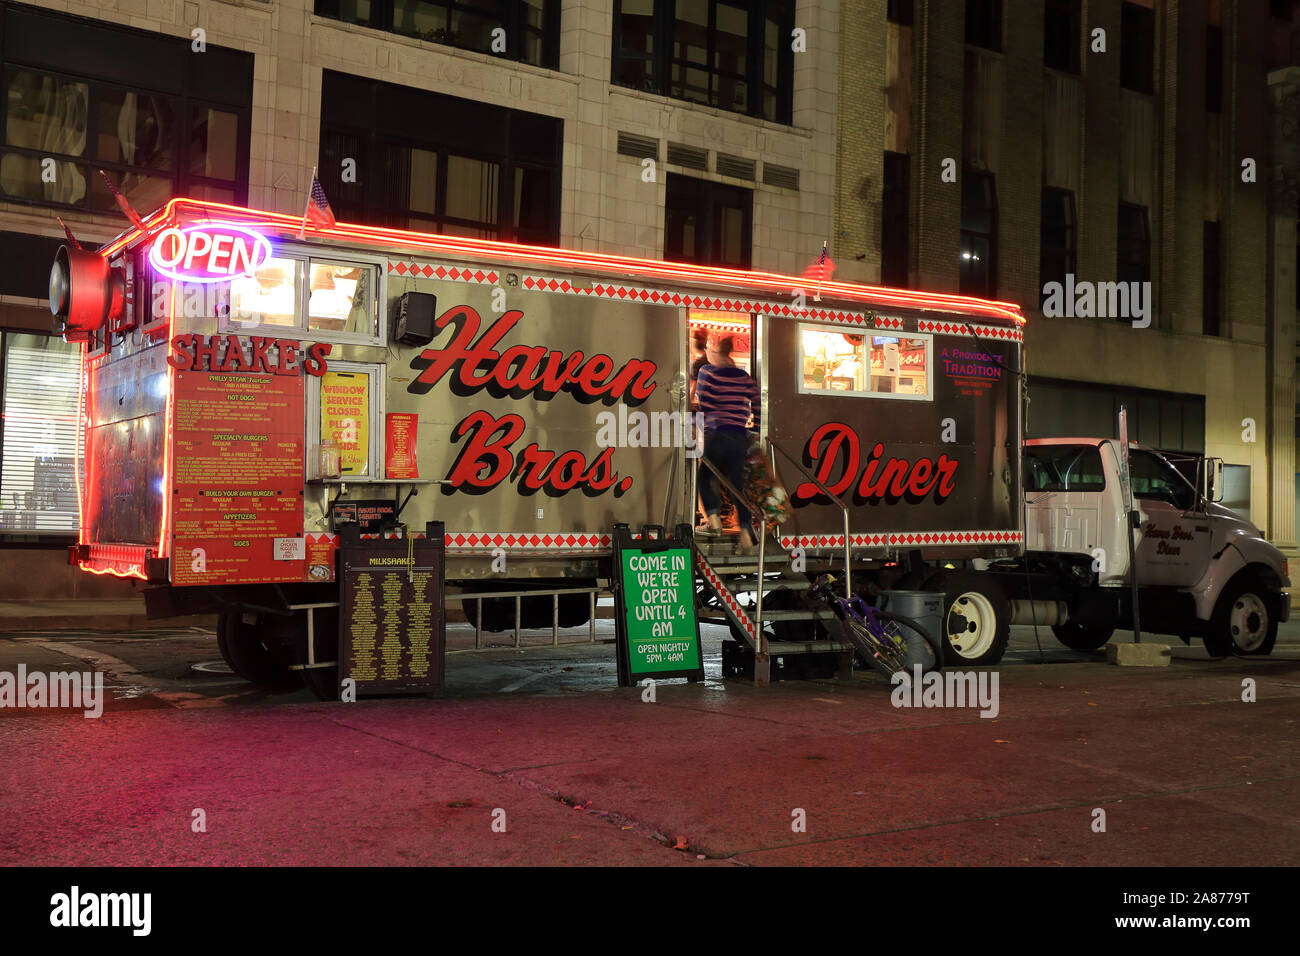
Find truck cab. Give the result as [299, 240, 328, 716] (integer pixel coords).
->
[1021, 438, 1289, 656]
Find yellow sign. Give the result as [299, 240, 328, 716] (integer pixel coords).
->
[321, 371, 370, 476]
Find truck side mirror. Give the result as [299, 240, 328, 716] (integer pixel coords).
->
[1207, 457, 1225, 502]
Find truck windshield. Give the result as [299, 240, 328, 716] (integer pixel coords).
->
[1023, 444, 1106, 492]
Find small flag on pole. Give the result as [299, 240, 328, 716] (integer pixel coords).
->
[56, 217, 82, 251]
[801, 241, 834, 302]
[97, 169, 147, 233]
[298, 167, 336, 239]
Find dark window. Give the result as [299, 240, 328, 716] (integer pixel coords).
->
[313, 0, 560, 69]
[881, 151, 910, 288]
[965, 0, 1002, 51]
[960, 169, 997, 299]
[1039, 188, 1076, 303]
[1120, 2, 1155, 94]
[319, 71, 561, 244]
[1205, 25, 1222, 112]
[1117, 203, 1150, 294]
[1044, 0, 1081, 72]
[664, 173, 752, 268]
[1203, 220, 1221, 336]
[612, 0, 794, 125]
[0, 6, 251, 215]
[1023, 443, 1107, 493]
[887, 0, 913, 25]
[1270, 0, 1294, 19]
[1129, 449, 1197, 510]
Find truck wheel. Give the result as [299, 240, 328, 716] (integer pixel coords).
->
[1205, 578, 1278, 657]
[217, 612, 297, 686]
[937, 573, 1010, 666]
[1051, 622, 1114, 651]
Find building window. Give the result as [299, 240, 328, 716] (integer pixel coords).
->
[1044, 0, 1081, 73]
[1205, 25, 1223, 112]
[1203, 220, 1221, 336]
[319, 72, 562, 244]
[965, 0, 1002, 52]
[664, 173, 752, 268]
[0, 332, 80, 537]
[1270, 0, 1295, 19]
[313, 0, 560, 69]
[1039, 188, 1076, 304]
[881, 151, 910, 288]
[1120, 2, 1155, 94]
[960, 169, 997, 299]
[612, 0, 795, 125]
[887, 0, 913, 26]
[1117, 203, 1150, 310]
[0, 67, 247, 214]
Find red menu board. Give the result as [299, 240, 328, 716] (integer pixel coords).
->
[171, 368, 305, 585]
[385, 413, 419, 480]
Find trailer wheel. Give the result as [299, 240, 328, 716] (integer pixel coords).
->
[216, 612, 298, 686]
[1205, 577, 1278, 657]
[936, 573, 1010, 666]
[1051, 622, 1114, 651]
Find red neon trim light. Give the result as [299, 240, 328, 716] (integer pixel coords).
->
[102, 198, 1026, 326]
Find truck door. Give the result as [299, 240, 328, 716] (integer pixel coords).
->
[1128, 447, 1213, 587]
[1023, 443, 1118, 578]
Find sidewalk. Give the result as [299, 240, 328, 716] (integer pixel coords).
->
[0, 599, 216, 633]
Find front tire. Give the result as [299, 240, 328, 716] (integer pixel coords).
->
[1205, 578, 1278, 657]
[1051, 621, 1114, 651]
[936, 572, 1010, 666]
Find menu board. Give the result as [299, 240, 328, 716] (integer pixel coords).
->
[339, 524, 446, 696]
[612, 523, 705, 686]
[385, 413, 419, 479]
[171, 368, 305, 585]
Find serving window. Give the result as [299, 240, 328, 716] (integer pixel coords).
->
[214, 246, 383, 345]
[797, 325, 932, 401]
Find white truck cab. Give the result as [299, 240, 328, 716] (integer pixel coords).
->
[1019, 438, 1289, 656]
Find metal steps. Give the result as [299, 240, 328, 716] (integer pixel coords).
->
[694, 533, 851, 685]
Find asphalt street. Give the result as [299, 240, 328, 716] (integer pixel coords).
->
[1, 615, 1297, 866]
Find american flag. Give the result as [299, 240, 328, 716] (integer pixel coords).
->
[298, 169, 336, 238]
[801, 241, 835, 300]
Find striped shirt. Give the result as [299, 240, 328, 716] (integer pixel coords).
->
[696, 363, 760, 432]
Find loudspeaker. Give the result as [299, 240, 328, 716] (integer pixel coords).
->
[394, 291, 436, 346]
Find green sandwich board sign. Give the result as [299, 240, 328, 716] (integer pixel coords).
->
[612, 523, 705, 686]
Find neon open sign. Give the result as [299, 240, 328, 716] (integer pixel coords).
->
[148, 224, 272, 283]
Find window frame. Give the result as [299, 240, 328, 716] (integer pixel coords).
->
[312, 0, 562, 69]
[664, 172, 753, 269]
[611, 0, 795, 126]
[965, 0, 1003, 52]
[959, 168, 998, 300]
[1039, 186, 1077, 301]
[1117, 202, 1151, 294]
[306, 360, 388, 483]
[216, 243, 388, 348]
[881, 151, 911, 288]
[0, 64, 249, 214]
[1043, 0, 1081, 73]
[1120, 1, 1155, 95]
[795, 323, 935, 403]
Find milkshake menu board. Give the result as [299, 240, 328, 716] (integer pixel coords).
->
[171, 368, 305, 585]
[612, 524, 705, 685]
[339, 527, 446, 695]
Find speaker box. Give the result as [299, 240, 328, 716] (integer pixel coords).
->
[394, 291, 436, 347]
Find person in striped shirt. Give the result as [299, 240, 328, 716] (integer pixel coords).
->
[695, 335, 760, 553]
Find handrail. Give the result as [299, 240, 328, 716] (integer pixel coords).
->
[695, 452, 768, 656]
[766, 438, 853, 601]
